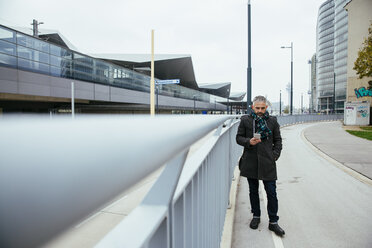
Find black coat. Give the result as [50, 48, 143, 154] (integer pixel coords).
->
[236, 114, 282, 180]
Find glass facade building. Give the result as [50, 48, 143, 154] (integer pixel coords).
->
[316, 0, 349, 113]
[0, 24, 227, 105]
[316, 0, 335, 112]
[333, 0, 348, 111]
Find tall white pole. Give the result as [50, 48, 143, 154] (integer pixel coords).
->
[150, 30, 155, 116]
[71, 82, 75, 119]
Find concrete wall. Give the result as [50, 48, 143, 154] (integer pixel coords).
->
[345, 0, 372, 106]
[0, 67, 226, 111]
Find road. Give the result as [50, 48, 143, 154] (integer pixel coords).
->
[232, 122, 372, 248]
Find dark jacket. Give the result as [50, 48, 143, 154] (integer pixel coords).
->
[236, 114, 282, 180]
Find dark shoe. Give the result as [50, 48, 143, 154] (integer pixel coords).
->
[268, 223, 285, 236]
[249, 217, 260, 229]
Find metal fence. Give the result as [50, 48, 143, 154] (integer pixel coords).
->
[0, 115, 242, 248]
[277, 114, 343, 127]
[0, 114, 343, 248]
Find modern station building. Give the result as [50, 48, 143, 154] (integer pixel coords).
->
[0, 24, 243, 115]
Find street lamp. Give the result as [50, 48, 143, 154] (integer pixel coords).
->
[308, 59, 312, 113]
[279, 90, 282, 116]
[193, 95, 196, 114]
[281, 42, 293, 115]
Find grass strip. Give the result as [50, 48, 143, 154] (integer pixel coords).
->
[346, 130, 372, 141]
[359, 126, 372, 131]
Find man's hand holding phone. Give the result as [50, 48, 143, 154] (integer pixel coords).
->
[250, 133, 261, 146]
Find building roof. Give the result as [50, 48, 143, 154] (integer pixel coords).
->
[9, 26, 234, 98]
[10, 26, 80, 51]
[90, 53, 191, 63]
[91, 54, 200, 90]
[229, 92, 246, 101]
[198, 83, 231, 98]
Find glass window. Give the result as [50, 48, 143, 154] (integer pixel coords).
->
[17, 33, 35, 48]
[50, 65, 70, 78]
[72, 70, 92, 81]
[73, 62, 93, 74]
[0, 40, 16, 56]
[17, 46, 49, 64]
[50, 44, 72, 58]
[18, 57, 50, 75]
[16, 33, 49, 52]
[73, 53, 93, 66]
[50, 55, 62, 67]
[50, 56, 71, 69]
[33, 38, 49, 53]
[0, 26, 16, 43]
[0, 53, 17, 68]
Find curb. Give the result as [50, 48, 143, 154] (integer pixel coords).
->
[220, 166, 240, 248]
[301, 127, 372, 186]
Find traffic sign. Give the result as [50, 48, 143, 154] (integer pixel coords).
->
[156, 79, 180, 85]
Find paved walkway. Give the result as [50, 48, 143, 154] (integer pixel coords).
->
[232, 121, 372, 248]
[304, 121, 372, 180]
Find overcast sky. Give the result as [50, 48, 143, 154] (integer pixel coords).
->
[0, 0, 326, 108]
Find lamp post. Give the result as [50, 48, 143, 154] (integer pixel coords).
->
[333, 72, 336, 113]
[281, 42, 293, 115]
[247, 0, 252, 114]
[301, 93, 303, 114]
[227, 98, 229, 114]
[308, 59, 312, 113]
[193, 95, 196, 114]
[279, 90, 282, 116]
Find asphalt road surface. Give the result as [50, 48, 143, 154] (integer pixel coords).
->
[232, 122, 372, 248]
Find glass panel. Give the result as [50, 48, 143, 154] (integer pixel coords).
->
[33, 38, 49, 53]
[17, 46, 49, 64]
[18, 57, 50, 74]
[72, 70, 92, 81]
[50, 55, 71, 68]
[0, 40, 16, 56]
[73, 61, 93, 74]
[74, 52, 93, 66]
[50, 65, 70, 78]
[17, 33, 35, 48]
[0, 26, 16, 43]
[0, 53, 17, 68]
[50, 44, 72, 58]
[50, 55, 62, 67]
[16, 33, 49, 52]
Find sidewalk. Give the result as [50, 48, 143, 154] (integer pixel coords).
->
[303, 121, 372, 180]
[232, 121, 372, 248]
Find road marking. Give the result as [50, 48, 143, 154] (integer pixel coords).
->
[259, 181, 285, 248]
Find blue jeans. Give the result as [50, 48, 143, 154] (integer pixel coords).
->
[247, 178, 279, 223]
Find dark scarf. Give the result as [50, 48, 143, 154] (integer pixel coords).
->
[251, 111, 272, 140]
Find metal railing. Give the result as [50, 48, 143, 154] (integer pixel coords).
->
[276, 114, 343, 126]
[0, 115, 242, 248]
[0, 114, 343, 248]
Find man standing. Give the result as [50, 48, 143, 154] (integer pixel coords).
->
[236, 95, 285, 236]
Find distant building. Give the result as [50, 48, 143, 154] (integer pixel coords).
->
[316, 0, 349, 113]
[344, 0, 372, 110]
[268, 101, 284, 116]
[0, 24, 243, 114]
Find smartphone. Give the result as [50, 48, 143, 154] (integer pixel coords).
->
[254, 133, 261, 139]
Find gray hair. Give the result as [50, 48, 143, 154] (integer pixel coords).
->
[252, 95, 267, 105]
